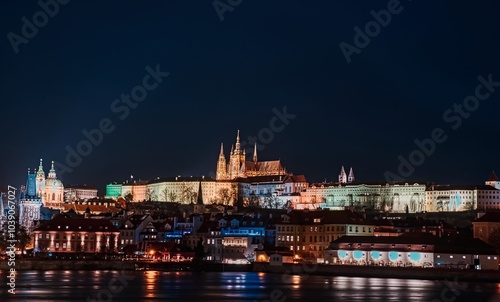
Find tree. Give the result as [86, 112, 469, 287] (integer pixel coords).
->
[194, 238, 205, 264]
[109, 234, 116, 253]
[146, 188, 157, 201]
[124, 191, 134, 203]
[100, 234, 108, 255]
[37, 240, 48, 257]
[179, 183, 193, 204]
[161, 187, 169, 202]
[217, 188, 231, 205]
[243, 194, 260, 208]
[190, 192, 198, 204]
[168, 192, 178, 203]
[17, 227, 31, 255]
[263, 196, 280, 209]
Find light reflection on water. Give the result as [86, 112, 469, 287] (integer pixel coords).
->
[0, 270, 499, 301]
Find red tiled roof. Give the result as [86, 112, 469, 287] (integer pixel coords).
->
[487, 171, 499, 181]
[475, 212, 500, 223]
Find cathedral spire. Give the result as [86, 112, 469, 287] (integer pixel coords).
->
[235, 129, 241, 153]
[219, 143, 225, 157]
[253, 143, 258, 163]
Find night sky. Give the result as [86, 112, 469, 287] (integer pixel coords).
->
[1, 1, 499, 193]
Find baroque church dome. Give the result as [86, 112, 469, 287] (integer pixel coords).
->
[45, 161, 64, 188]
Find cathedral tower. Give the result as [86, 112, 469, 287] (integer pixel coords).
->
[228, 130, 246, 179]
[216, 143, 228, 180]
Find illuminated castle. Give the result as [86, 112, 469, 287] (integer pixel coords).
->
[216, 130, 287, 180]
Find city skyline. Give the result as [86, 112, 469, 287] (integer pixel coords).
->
[1, 2, 499, 193]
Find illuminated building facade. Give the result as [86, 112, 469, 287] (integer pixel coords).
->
[301, 182, 427, 213]
[64, 185, 98, 202]
[325, 234, 499, 270]
[33, 214, 120, 254]
[275, 210, 374, 261]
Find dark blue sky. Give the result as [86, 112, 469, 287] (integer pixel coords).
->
[1, 1, 499, 193]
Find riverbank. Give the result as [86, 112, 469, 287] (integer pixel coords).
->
[3, 260, 500, 282]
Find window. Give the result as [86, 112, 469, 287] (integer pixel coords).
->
[46, 234, 49, 239]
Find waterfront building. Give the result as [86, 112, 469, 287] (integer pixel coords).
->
[473, 212, 500, 246]
[119, 214, 154, 250]
[325, 233, 498, 270]
[33, 214, 120, 254]
[275, 209, 375, 262]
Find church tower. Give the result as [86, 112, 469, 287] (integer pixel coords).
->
[194, 181, 205, 214]
[339, 166, 347, 184]
[19, 168, 42, 234]
[348, 167, 355, 183]
[216, 143, 228, 180]
[228, 130, 246, 179]
[35, 159, 45, 197]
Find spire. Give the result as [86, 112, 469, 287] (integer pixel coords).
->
[348, 167, 355, 183]
[36, 158, 45, 179]
[339, 166, 347, 184]
[253, 143, 258, 163]
[48, 160, 57, 179]
[487, 171, 499, 181]
[230, 144, 234, 154]
[235, 130, 241, 153]
[219, 143, 224, 156]
[197, 181, 204, 205]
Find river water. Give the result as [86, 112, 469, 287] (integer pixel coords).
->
[1, 270, 500, 301]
